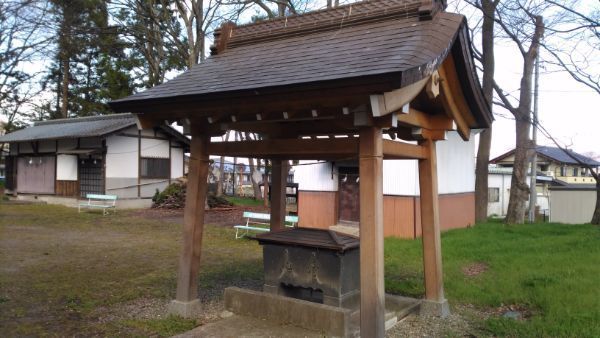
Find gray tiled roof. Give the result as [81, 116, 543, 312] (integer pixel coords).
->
[0, 114, 136, 142]
[110, 1, 472, 107]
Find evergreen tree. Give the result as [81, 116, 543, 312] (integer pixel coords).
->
[43, 0, 135, 118]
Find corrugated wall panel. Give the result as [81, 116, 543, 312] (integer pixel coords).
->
[436, 132, 476, 194]
[298, 191, 475, 238]
[297, 191, 337, 229]
[382, 160, 419, 195]
[294, 162, 337, 192]
[550, 190, 596, 224]
[439, 193, 475, 230]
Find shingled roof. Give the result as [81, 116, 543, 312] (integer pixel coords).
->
[110, 0, 491, 127]
[0, 113, 189, 145]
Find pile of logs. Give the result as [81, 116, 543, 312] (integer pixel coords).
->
[152, 179, 233, 210]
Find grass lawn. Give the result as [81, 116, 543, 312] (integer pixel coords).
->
[1, 204, 599, 337]
[385, 220, 600, 337]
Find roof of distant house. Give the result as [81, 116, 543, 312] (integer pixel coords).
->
[491, 146, 600, 167]
[0, 113, 189, 145]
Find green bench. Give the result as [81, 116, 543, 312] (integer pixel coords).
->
[78, 194, 118, 215]
[234, 211, 298, 239]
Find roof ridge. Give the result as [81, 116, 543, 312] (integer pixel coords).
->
[34, 113, 134, 126]
[211, 0, 442, 53]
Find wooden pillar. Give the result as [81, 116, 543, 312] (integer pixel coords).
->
[418, 138, 449, 316]
[169, 133, 210, 317]
[270, 159, 288, 231]
[359, 127, 385, 337]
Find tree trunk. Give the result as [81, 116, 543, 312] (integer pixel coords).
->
[592, 180, 600, 225]
[474, 0, 497, 223]
[475, 129, 492, 222]
[504, 15, 543, 225]
[246, 132, 262, 200]
[263, 160, 270, 207]
[60, 57, 69, 118]
[505, 118, 532, 224]
[216, 131, 230, 196]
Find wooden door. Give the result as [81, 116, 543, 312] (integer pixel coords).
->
[17, 156, 55, 194]
[338, 167, 360, 223]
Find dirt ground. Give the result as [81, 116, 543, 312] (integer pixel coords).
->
[129, 204, 269, 227]
[0, 203, 264, 336]
[1, 203, 488, 337]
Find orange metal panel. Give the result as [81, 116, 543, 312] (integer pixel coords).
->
[297, 191, 337, 229]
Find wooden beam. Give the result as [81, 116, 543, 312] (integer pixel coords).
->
[382, 139, 426, 159]
[438, 59, 472, 141]
[270, 159, 288, 231]
[396, 108, 454, 130]
[175, 133, 210, 302]
[369, 76, 430, 116]
[418, 138, 446, 304]
[134, 114, 162, 129]
[207, 138, 359, 159]
[359, 126, 385, 338]
[411, 128, 447, 141]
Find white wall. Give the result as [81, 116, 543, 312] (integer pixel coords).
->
[487, 173, 511, 216]
[293, 162, 338, 191]
[294, 131, 476, 196]
[171, 147, 184, 178]
[56, 155, 78, 180]
[105, 135, 138, 178]
[141, 138, 169, 158]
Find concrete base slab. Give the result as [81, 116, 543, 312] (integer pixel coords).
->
[224, 287, 422, 337]
[173, 314, 323, 338]
[168, 299, 202, 318]
[420, 298, 450, 318]
[225, 287, 352, 337]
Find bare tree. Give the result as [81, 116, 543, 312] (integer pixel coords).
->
[0, 0, 51, 127]
[493, 4, 544, 224]
[542, 0, 599, 95]
[463, 0, 500, 223]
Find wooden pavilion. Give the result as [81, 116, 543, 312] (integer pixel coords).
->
[110, 0, 492, 336]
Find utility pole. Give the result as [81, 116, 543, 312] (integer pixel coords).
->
[528, 53, 540, 223]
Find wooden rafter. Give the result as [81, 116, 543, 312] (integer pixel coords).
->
[396, 108, 454, 130]
[437, 55, 477, 141]
[207, 138, 359, 160]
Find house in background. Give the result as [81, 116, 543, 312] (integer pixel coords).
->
[492, 146, 600, 185]
[294, 131, 478, 239]
[487, 166, 555, 217]
[0, 114, 189, 208]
